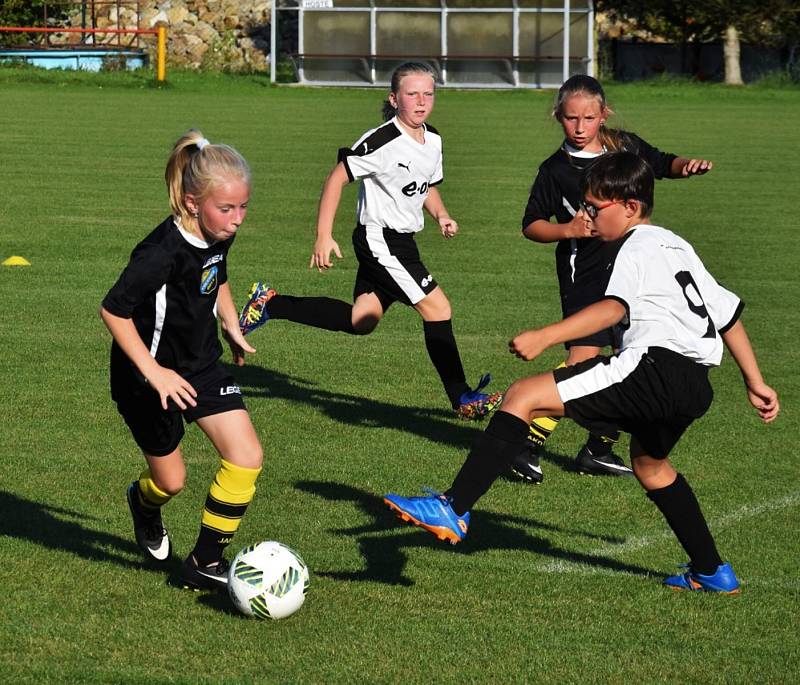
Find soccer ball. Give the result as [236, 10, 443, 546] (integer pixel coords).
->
[227, 541, 310, 620]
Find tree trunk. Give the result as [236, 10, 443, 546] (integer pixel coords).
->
[724, 25, 744, 85]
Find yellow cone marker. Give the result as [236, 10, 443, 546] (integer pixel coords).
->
[3, 256, 31, 266]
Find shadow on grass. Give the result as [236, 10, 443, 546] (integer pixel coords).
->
[0, 489, 243, 610]
[230, 363, 481, 450]
[0, 489, 174, 572]
[230, 365, 609, 475]
[295, 480, 657, 587]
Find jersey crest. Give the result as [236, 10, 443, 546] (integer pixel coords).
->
[200, 265, 219, 295]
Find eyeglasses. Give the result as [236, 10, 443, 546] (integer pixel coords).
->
[580, 199, 623, 219]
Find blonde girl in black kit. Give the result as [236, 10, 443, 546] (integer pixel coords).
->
[101, 130, 264, 591]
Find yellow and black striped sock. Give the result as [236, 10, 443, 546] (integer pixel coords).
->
[528, 362, 566, 448]
[192, 459, 262, 565]
[136, 469, 172, 515]
[528, 416, 561, 448]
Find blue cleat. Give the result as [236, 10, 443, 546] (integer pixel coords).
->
[383, 488, 470, 545]
[239, 281, 277, 336]
[663, 562, 741, 594]
[457, 374, 503, 421]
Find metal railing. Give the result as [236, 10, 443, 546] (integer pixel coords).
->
[271, 1, 594, 88]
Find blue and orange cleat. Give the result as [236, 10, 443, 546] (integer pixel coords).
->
[457, 374, 503, 421]
[239, 281, 277, 336]
[383, 488, 470, 545]
[663, 562, 741, 594]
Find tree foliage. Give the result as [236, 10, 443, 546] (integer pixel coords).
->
[597, 0, 799, 47]
[0, 1, 46, 27]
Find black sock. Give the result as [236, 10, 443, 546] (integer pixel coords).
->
[267, 294, 358, 334]
[423, 320, 468, 407]
[191, 527, 230, 567]
[585, 430, 620, 455]
[445, 411, 529, 515]
[646, 472, 723, 575]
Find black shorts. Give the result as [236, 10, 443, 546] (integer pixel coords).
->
[111, 362, 246, 457]
[554, 346, 713, 459]
[351, 224, 438, 308]
[561, 295, 617, 349]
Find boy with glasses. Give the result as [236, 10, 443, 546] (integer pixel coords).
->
[383, 151, 778, 593]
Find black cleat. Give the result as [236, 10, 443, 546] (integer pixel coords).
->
[126, 482, 171, 562]
[178, 555, 230, 591]
[508, 445, 544, 484]
[575, 446, 633, 476]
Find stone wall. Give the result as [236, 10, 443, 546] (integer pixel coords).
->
[61, 1, 272, 72]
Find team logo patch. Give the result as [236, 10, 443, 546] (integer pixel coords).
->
[200, 265, 219, 295]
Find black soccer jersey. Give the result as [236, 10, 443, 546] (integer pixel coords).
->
[102, 216, 233, 383]
[521, 132, 677, 315]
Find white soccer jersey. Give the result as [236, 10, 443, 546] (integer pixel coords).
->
[339, 116, 444, 233]
[605, 225, 743, 366]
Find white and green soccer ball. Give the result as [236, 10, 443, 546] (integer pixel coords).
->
[227, 541, 310, 620]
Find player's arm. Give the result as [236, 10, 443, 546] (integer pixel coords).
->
[721, 320, 779, 423]
[310, 162, 350, 272]
[424, 186, 458, 238]
[523, 216, 593, 243]
[509, 299, 625, 361]
[99, 306, 197, 410]
[670, 156, 713, 177]
[216, 282, 256, 367]
[522, 170, 592, 243]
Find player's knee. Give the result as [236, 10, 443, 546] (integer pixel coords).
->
[352, 316, 379, 335]
[234, 442, 264, 470]
[154, 472, 186, 497]
[631, 455, 674, 490]
[351, 303, 382, 334]
[250, 443, 265, 469]
[425, 299, 451, 321]
[502, 379, 539, 417]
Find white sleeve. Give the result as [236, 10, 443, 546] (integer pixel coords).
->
[604, 246, 641, 314]
[691, 251, 743, 332]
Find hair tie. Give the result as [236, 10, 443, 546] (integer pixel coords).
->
[197, 138, 210, 150]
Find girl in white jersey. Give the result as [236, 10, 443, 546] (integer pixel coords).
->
[384, 152, 779, 593]
[240, 62, 500, 420]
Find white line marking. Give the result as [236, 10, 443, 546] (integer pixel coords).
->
[534, 490, 800, 574]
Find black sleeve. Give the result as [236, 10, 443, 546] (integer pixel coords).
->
[218, 236, 234, 286]
[623, 132, 677, 180]
[102, 242, 174, 318]
[521, 166, 560, 231]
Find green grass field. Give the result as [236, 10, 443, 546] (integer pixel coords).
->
[0, 67, 798, 684]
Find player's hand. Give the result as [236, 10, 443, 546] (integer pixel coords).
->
[222, 325, 256, 367]
[439, 215, 459, 239]
[309, 236, 343, 272]
[145, 365, 197, 411]
[745, 380, 779, 423]
[566, 209, 595, 239]
[509, 329, 550, 361]
[681, 159, 713, 176]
